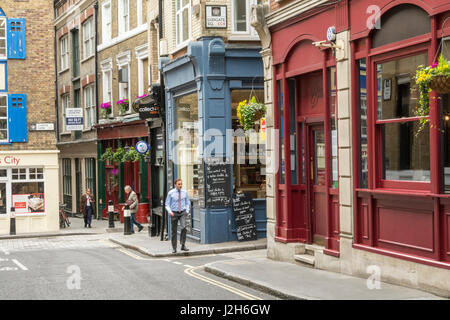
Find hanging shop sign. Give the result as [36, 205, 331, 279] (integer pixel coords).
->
[66, 108, 84, 131]
[205, 5, 227, 29]
[135, 140, 149, 154]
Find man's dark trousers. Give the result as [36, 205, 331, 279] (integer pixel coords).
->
[84, 206, 93, 226]
[171, 211, 187, 250]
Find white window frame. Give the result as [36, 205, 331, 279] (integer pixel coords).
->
[82, 18, 95, 60]
[60, 36, 69, 71]
[118, 0, 130, 35]
[102, 70, 112, 117]
[135, 43, 148, 96]
[175, 0, 191, 48]
[102, 1, 112, 44]
[83, 85, 96, 129]
[137, 0, 143, 26]
[231, 0, 261, 37]
[61, 94, 70, 132]
[0, 17, 7, 60]
[0, 94, 7, 142]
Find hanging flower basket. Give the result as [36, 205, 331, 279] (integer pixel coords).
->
[237, 96, 267, 131]
[430, 75, 450, 94]
[414, 54, 450, 132]
[100, 147, 114, 162]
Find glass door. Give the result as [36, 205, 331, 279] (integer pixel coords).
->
[0, 182, 6, 214]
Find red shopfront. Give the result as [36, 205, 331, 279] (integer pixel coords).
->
[96, 120, 150, 224]
[272, 5, 341, 255]
[350, 0, 450, 268]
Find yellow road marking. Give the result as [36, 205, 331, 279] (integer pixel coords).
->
[184, 266, 263, 301]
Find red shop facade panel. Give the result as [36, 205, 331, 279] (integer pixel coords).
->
[271, 4, 340, 255]
[350, 0, 450, 269]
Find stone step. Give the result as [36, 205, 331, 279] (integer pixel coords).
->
[294, 254, 315, 266]
[305, 244, 324, 256]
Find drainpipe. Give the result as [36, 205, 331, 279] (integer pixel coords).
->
[94, 1, 99, 219]
[159, 0, 168, 241]
[54, 25, 59, 144]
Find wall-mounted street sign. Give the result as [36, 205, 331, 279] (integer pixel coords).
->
[66, 108, 83, 131]
[29, 123, 55, 131]
[205, 5, 227, 29]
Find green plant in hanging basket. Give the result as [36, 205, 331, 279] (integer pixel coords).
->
[237, 96, 267, 131]
[112, 147, 126, 164]
[415, 54, 450, 132]
[123, 148, 143, 162]
[100, 147, 114, 162]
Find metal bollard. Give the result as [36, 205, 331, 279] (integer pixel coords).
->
[108, 200, 115, 228]
[10, 207, 16, 235]
[123, 204, 131, 235]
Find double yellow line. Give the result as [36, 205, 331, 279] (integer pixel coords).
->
[184, 266, 263, 300]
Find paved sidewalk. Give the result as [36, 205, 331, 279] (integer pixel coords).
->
[0, 216, 146, 240]
[203, 250, 445, 300]
[109, 233, 267, 258]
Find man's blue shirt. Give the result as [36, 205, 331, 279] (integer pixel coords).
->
[165, 188, 190, 214]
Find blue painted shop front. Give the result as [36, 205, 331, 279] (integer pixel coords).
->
[161, 37, 267, 244]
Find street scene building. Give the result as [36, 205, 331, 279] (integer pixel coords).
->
[0, 0, 449, 302]
[255, 0, 450, 297]
[54, 0, 99, 218]
[0, 0, 59, 234]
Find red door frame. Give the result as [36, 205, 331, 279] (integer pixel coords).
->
[274, 46, 339, 254]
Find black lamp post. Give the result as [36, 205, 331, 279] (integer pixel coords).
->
[144, 152, 152, 237]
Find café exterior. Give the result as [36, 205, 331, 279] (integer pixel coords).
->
[161, 37, 268, 244]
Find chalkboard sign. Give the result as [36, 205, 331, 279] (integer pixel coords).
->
[232, 192, 257, 241]
[205, 158, 231, 208]
[197, 160, 205, 208]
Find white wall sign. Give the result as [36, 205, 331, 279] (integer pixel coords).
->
[66, 108, 84, 131]
[30, 123, 55, 131]
[205, 5, 227, 29]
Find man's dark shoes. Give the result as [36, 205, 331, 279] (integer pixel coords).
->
[88, 225, 91, 228]
[172, 248, 177, 254]
[181, 245, 189, 251]
[138, 225, 144, 232]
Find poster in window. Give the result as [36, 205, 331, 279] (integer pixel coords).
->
[12, 193, 45, 214]
[383, 79, 391, 101]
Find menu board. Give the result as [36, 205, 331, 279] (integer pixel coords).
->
[197, 160, 205, 208]
[205, 158, 231, 208]
[232, 192, 257, 242]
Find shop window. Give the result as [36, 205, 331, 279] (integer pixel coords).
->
[377, 53, 430, 182]
[278, 80, 285, 184]
[288, 79, 298, 185]
[231, 89, 266, 199]
[358, 59, 368, 188]
[12, 182, 45, 213]
[85, 158, 96, 195]
[62, 158, 72, 210]
[329, 67, 338, 189]
[371, 4, 429, 48]
[176, 92, 199, 199]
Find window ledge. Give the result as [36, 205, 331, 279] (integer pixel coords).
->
[81, 55, 95, 64]
[228, 35, 261, 41]
[59, 68, 70, 75]
[169, 42, 189, 56]
[60, 132, 71, 136]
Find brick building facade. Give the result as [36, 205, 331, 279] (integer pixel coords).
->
[0, 0, 59, 234]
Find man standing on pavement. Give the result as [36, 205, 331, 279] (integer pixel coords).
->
[124, 185, 143, 233]
[80, 188, 95, 228]
[165, 179, 190, 253]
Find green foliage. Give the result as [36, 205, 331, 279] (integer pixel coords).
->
[100, 147, 114, 162]
[123, 148, 143, 162]
[238, 96, 267, 131]
[112, 147, 126, 164]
